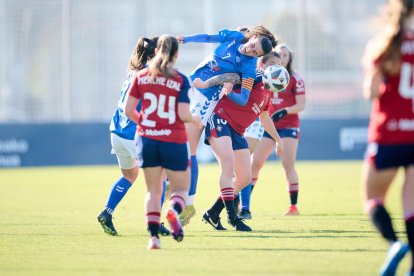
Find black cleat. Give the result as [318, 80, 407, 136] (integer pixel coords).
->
[238, 209, 252, 220]
[158, 222, 170, 236]
[202, 211, 227, 230]
[97, 211, 118, 236]
[228, 217, 252, 232]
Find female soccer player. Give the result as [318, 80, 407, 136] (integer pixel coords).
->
[245, 44, 306, 218]
[176, 26, 277, 225]
[97, 36, 169, 237]
[198, 52, 283, 231]
[124, 35, 201, 249]
[362, 0, 414, 274]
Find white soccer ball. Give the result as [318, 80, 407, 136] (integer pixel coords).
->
[262, 65, 290, 93]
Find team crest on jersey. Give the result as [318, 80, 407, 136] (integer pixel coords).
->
[216, 125, 222, 132]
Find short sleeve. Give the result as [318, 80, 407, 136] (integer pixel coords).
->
[177, 73, 191, 103]
[129, 75, 141, 99]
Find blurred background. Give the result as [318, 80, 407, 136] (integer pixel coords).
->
[0, 0, 386, 166]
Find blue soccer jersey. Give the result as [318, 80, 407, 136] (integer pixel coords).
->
[110, 72, 141, 140]
[186, 29, 258, 101]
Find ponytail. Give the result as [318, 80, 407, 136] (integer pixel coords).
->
[128, 36, 158, 71]
[148, 35, 179, 79]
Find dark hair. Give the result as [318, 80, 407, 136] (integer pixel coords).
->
[128, 36, 158, 71]
[260, 37, 273, 56]
[276, 44, 294, 75]
[148, 35, 179, 79]
[260, 51, 281, 64]
[244, 25, 278, 48]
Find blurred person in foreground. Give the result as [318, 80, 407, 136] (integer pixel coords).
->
[362, 0, 414, 275]
[125, 35, 201, 249]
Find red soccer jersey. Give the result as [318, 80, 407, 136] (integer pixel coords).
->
[129, 68, 190, 143]
[268, 72, 305, 129]
[214, 81, 271, 135]
[368, 30, 414, 144]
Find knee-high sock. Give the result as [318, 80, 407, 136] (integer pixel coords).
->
[221, 187, 237, 221]
[240, 184, 252, 211]
[405, 211, 414, 272]
[288, 183, 299, 205]
[146, 212, 160, 238]
[105, 177, 132, 214]
[160, 179, 167, 208]
[366, 199, 397, 244]
[169, 194, 186, 215]
[188, 155, 198, 205]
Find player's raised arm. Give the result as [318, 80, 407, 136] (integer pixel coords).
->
[192, 73, 241, 89]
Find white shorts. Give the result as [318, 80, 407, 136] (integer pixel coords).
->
[110, 133, 138, 169]
[190, 87, 220, 127]
[244, 119, 264, 140]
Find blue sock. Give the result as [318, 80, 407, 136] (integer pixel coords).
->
[105, 177, 132, 214]
[240, 184, 252, 211]
[189, 155, 198, 196]
[160, 179, 167, 208]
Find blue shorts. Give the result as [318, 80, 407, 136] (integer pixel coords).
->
[263, 128, 300, 140]
[366, 143, 414, 169]
[204, 113, 248, 151]
[137, 136, 189, 171]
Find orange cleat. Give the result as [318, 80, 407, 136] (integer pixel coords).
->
[284, 205, 300, 216]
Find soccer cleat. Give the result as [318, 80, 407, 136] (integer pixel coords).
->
[238, 209, 252, 220]
[228, 217, 252, 232]
[380, 241, 410, 276]
[202, 211, 227, 231]
[147, 236, 161, 250]
[158, 222, 170, 236]
[97, 211, 118, 236]
[284, 205, 300, 216]
[166, 208, 184, 242]
[179, 205, 196, 226]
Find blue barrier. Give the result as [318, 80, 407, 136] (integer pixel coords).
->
[0, 119, 369, 167]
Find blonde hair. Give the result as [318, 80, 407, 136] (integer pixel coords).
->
[363, 0, 414, 75]
[148, 35, 178, 80]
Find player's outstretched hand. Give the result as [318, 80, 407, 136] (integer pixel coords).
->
[193, 78, 208, 89]
[219, 82, 234, 99]
[176, 35, 184, 44]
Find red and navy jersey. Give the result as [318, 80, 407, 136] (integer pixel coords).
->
[269, 72, 305, 129]
[369, 30, 414, 144]
[129, 68, 190, 143]
[214, 74, 271, 135]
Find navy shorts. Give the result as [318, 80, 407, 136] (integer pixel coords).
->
[263, 128, 300, 140]
[137, 136, 189, 171]
[366, 143, 414, 169]
[204, 113, 248, 150]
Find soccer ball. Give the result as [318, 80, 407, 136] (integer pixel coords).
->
[262, 65, 290, 93]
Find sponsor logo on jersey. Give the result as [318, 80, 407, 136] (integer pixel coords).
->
[387, 118, 414, 131]
[144, 129, 172, 136]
